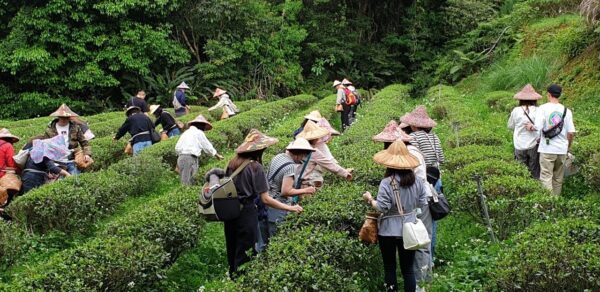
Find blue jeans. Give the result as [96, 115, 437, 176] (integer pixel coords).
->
[133, 141, 152, 155]
[66, 162, 80, 175]
[168, 127, 181, 137]
[256, 219, 277, 253]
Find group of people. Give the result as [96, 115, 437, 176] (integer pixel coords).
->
[197, 93, 445, 292]
[0, 83, 240, 214]
[508, 84, 575, 195]
[334, 78, 361, 131]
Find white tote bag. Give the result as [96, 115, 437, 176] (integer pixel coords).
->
[392, 179, 431, 251]
[13, 149, 30, 169]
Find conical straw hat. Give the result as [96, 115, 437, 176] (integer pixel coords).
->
[304, 110, 322, 122]
[50, 104, 79, 118]
[149, 104, 161, 115]
[0, 128, 20, 143]
[125, 106, 141, 116]
[188, 114, 213, 131]
[332, 80, 342, 87]
[317, 118, 340, 136]
[372, 120, 401, 142]
[297, 120, 329, 141]
[399, 130, 414, 143]
[286, 138, 315, 152]
[373, 140, 421, 170]
[177, 82, 190, 89]
[513, 84, 542, 100]
[342, 78, 352, 85]
[400, 105, 437, 128]
[213, 88, 227, 98]
[236, 129, 279, 154]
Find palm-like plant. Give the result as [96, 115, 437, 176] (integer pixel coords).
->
[144, 66, 196, 105]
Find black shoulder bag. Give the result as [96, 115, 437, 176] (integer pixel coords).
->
[542, 106, 568, 139]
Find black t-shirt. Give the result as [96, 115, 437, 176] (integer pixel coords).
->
[126, 97, 150, 113]
[229, 161, 269, 200]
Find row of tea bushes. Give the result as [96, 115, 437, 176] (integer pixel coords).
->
[238, 84, 413, 290]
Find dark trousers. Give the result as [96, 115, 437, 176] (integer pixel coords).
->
[378, 236, 416, 292]
[515, 145, 540, 179]
[224, 203, 258, 277]
[341, 104, 351, 131]
[21, 172, 46, 194]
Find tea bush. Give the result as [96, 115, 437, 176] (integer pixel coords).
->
[9, 236, 168, 291]
[484, 90, 514, 113]
[8, 155, 169, 234]
[493, 218, 600, 291]
[444, 145, 513, 171]
[238, 226, 372, 291]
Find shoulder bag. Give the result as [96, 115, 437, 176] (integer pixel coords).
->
[391, 178, 431, 251]
[427, 183, 450, 220]
[199, 160, 251, 221]
[359, 211, 380, 244]
[542, 106, 568, 139]
[13, 149, 30, 169]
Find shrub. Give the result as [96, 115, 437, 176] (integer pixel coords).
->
[446, 126, 506, 148]
[483, 56, 555, 92]
[447, 159, 531, 187]
[493, 218, 600, 291]
[10, 236, 169, 291]
[582, 152, 600, 189]
[484, 90, 514, 113]
[238, 226, 372, 291]
[444, 145, 513, 171]
[7, 155, 169, 234]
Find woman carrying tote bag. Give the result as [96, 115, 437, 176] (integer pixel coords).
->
[362, 140, 430, 292]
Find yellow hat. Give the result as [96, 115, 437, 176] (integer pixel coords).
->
[297, 120, 330, 141]
[373, 140, 420, 170]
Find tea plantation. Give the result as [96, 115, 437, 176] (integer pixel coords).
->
[1, 2, 599, 291]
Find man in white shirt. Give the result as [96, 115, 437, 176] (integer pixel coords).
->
[175, 115, 223, 185]
[533, 84, 576, 195]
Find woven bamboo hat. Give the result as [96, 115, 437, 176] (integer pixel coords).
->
[399, 130, 414, 142]
[125, 106, 141, 116]
[286, 137, 316, 152]
[332, 80, 342, 87]
[372, 120, 401, 143]
[297, 120, 330, 141]
[188, 114, 213, 131]
[318, 118, 340, 136]
[50, 104, 79, 118]
[177, 82, 190, 89]
[0, 128, 20, 143]
[236, 129, 278, 154]
[304, 110, 322, 122]
[373, 140, 420, 170]
[342, 78, 352, 85]
[513, 84, 542, 100]
[149, 104, 161, 115]
[213, 88, 227, 98]
[401, 105, 437, 128]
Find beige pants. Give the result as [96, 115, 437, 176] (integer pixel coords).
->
[539, 153, 566, 196]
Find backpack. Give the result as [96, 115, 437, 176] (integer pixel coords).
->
[199, 160, 251, 221]
[343, 88, 358, 106]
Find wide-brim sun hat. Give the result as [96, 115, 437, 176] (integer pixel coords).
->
[177, 82, 190, 90]
[373, 140, 421, 170]
[399, 130, 414, 142]
[318, 118, 340, 136]
[213, 88, 227, 98]
[332, 80, 342, 87]
[188, 114, 213, 131]
[50, 104, 79, 118]
[400, 105, 437, 128]
[0, 128, 20, 144]
[372, 120, 400, 143]
[297, 120, 330, 141]
[125, 106, 141, 116]
[304, 110, 323, 122]
[149, 104, 161, 115]
[342, 78, 352, 85]
[286, 137, 316, 152]
[235, 129, 279, 154]
[513, 84, 542, 101]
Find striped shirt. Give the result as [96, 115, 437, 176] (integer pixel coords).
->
[409, 131, 445, 168]
[267, 153, 297, 203]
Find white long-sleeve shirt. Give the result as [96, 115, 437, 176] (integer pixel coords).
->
[508, 106, 539, 150]
[175, 126, 217, 157]
[208, 94, 239, 115]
